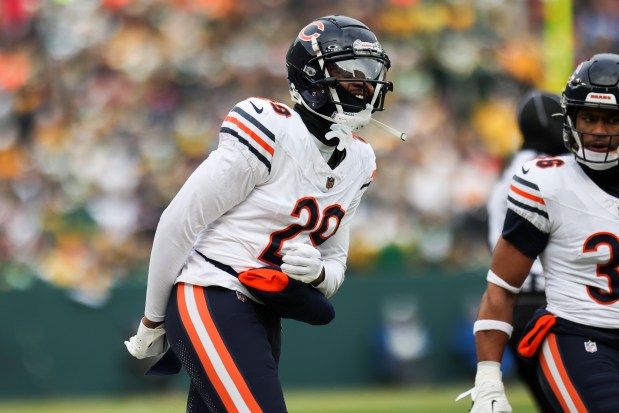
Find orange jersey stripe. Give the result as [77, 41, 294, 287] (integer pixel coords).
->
[177, 284, 237, 411]
[192, 285, 263, 413]
[510, 184, 546, 205]
[225, 115, 274, 156]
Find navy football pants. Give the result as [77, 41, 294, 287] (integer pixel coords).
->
[165, 283, 285, 413]
[537, 332, 619, 413]
[509, 291, 558, 413]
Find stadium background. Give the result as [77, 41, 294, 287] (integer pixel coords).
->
[0, 0, 616, 408]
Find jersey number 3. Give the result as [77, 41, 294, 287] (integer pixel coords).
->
[584, 232, 619, 305]
[259, 197, 344, 267]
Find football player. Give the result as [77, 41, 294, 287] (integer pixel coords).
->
[485, 89, 565, 413]
[125, 15, 395, 412]
[464, 53, 619, 413]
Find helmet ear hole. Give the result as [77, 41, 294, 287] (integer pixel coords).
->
[300, 86, 329, 109]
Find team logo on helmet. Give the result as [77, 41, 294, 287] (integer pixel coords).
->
[298, 21, 324, 41]
[586, 92, 617, 104]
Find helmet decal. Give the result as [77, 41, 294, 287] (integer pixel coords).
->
[352, 39, 383, 55]
[586, 93, 617, 104]
[325, 44, 341, 52]
[298, 21, 324, 42]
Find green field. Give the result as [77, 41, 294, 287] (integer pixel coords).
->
[0, 384, 537, 413]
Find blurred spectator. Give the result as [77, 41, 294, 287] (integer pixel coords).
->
[574, 0, 619, 62]
[0, 0, 608, 300]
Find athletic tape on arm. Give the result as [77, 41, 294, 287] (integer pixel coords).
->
[474, 319, 513, 338]
[487, 269, 521, 294]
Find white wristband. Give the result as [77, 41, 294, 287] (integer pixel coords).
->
[487, 269, 521, 294]
[474, 319, 513, 338]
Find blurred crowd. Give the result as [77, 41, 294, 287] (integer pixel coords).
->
[1, 0, 617, 302]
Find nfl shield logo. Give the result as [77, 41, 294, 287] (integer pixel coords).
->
[326, 177, 335, 189]
[584, 340, 597, 353]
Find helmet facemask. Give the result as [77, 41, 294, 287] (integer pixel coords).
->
[308, 38, 391, 127]
[564, 111, 619, 170]
[323, 54, 391, 110]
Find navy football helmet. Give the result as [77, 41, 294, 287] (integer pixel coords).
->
[562, 53, 619, 169]
[517, 90, 565, 156]
[286, 15, 392, 125]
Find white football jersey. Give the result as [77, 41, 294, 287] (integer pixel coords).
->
[508, 155, 619, 328]
[144, 97, 376, 320]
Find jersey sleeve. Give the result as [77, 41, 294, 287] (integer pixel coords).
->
[487, 150, 538, 251]
[500, 157, 553, 260]
[144, 99, 277, 321]
[505, 159, 551, 234]
[219, 97, 278, 180]
[502, 209, 549, 258]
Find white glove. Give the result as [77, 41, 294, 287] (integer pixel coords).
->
[456, 362, 512, 413]
[124, 318, 167, 359]
[281, 243, 324, 283]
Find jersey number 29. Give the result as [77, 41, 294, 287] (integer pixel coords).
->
[259, 197, 344, 266]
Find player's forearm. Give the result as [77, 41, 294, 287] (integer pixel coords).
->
[474, 286, 516, 362]
[475, 330, 510, 363]
[473, 240, 528, 364]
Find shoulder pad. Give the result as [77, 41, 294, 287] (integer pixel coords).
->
[220, 98, 282, 173]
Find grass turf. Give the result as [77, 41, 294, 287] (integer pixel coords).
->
[0, 384, 537, 413]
